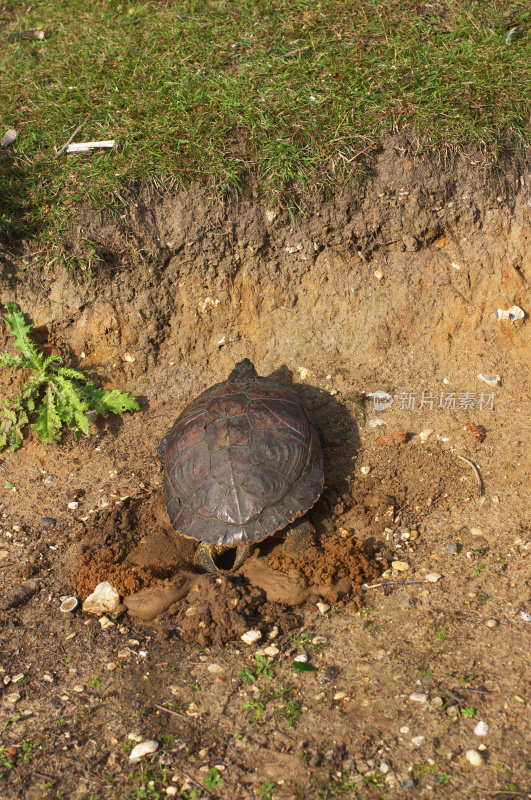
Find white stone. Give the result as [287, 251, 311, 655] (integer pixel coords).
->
[316, 602, 330, 614]
[379, 762, 389, 774]
[486, 619, 498, 628]
[166, 788, 178, 796]
[392, 560, 410, 571]
[425, 572, 442, 583]
[400, 725, 409, 733]
[129, 740, 159, 762]
[474, 721, 489, 737]
[293, 654, 308, 663]
[240, 629, 262, 645]
[411, 736, 424, 747]
[312, 635, 328, 645]
[67, 501, 79, 510]
[465, 749, 483, 766]
[207, 664, 224, 674]
[60, 597, 79, 613]
[83, 581, 120, 616]
[263, 645, 279, 657]
[418, 429, 434, 443]
[409, 693, 427, 703]
[99, 615, 115, 629]
[360, 466, 371, 475]
[333, 691, 348, 700]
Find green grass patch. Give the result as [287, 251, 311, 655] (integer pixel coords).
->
[0, 0, 529, 243]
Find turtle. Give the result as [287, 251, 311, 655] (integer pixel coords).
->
[158, 358, 324, 572]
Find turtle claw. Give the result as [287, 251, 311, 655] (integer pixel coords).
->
[196, 542, 220, 573]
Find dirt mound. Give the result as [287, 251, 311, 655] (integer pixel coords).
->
[71, 490, 383, 645]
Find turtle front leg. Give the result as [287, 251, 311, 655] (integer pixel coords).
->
[232, 541, 253, 571]
[196, 541, 252, 573]
[196, 542, 222, 573]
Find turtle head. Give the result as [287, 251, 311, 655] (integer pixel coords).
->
[229, 358, 258, 382]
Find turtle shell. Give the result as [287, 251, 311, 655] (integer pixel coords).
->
[162, 360, 323, 547]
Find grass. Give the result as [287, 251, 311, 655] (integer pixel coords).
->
[0, 0, 529, 248]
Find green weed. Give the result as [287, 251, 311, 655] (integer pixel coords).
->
[0, 303, 139, 450]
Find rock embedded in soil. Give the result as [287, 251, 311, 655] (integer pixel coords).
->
[473, 721, 489, 736]
[129, 740, 159, 763]
[465, 749, 483, 766]
[82, 581, 120, 615]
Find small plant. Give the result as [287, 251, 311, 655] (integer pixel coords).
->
[89, 678, 100, 687]
[203, 767, 224, 791]
[255, 655, 276, 681]
[473, 563, 487, 576]
[289, 631, 317, 648]
[436, 630, 448, 641]
[278, 700, 302, 728]
[189, 681, 200, 692]
[2, 714, 21, 730]
[237, 666, 257, 683]
[412, 762, 452, 786]
[260, 781, 277, 799]
[461, 707, 476, 717]
[0, 303, 139, 450]
[243, 696, 267, 726]
[359, 605, 373, 616]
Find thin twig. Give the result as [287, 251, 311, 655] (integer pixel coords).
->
[456, 454, 485, 496]
[171, 764, 210, 794]
[453, 686, 490, 695]
[154, 703, 186, 719]
[54, 121, 86, 159]
[274, 45, 311, 59]
[365, 579, 429, 590]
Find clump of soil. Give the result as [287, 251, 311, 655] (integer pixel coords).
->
[73, 542, 175, 596]
[170, 573, 299, 647]
[267, 532, 383, 598]
[71, 494, 384, 642]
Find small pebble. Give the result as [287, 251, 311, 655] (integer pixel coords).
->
[312, 635, 328, 645]
[6, 692, 21, 704]
[473, 721, 489, 737]
[418, 429, 434, 443]
[263, 645, 279, 657]
[478, 743, 487, 752]
[470, 527, 483, 536]
[403, 778, 416, 788]
[360, 466, 371, 475]
[241, 630, 261, 645]
[316, 602, 330, 614]
[99, 615, 115, 629]
[486, 619, 498, 628]
[67, 501, 79, 510]
[207, 664, 224, 674]
[400, 725, 409, 734]
[41, 517, 56, 527]
[333, 691, 348, 701]
[465, 749, 483, 766]
[411, 736, 424, 747]
[379, 762, 389, 774]
[60, 597, 78, 613]
[443, 543, 458, 554]
[520, 611, 531, 623]
[129, 740, 159, 763]
[268, 626, 279, 639]
[409, 693, 427, 703]
[166, 788, 178, 796]
[293, 654, 308, 663]
[392, 560, 410, 571]
[432, 696, 444, 708]
[425, 572, 442, 583]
